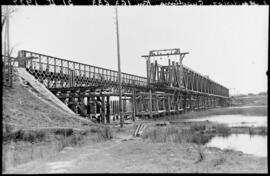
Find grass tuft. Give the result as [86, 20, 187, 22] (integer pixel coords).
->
[142, 125, 213, 145]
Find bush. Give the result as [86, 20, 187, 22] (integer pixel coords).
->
[187, 134, 213, 145]
[215, 124, 230, 136]
[22, 131, 37, 142]
[89, 125, 113, 140]
[69, 134, 83, 145]
[142, 126, 184, 143]
[142, 127, 167, 142]
[142, 126, 214, 145]
[54, 128, 73, 136]
[35, 131, 46, 141]
[190, 123, 206, 132]
[90, 126, 99, 133]
[3, 129, 42, 143]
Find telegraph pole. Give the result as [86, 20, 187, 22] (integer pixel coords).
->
[6, 6, 10, 58]
[115, 6, 123, 128]
[3, 6, 12, 87]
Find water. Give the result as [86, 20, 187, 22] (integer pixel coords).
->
[227, 105, 267, 109]
[206, 134, 267, 157]
[185, 114, 267, 156]
[186, 115, 267, 127]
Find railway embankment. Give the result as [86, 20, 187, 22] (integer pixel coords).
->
[2, 68, 114, 171]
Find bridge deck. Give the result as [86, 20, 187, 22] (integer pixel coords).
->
[18, 50, 229, 98]
[4, 51, 231, 121]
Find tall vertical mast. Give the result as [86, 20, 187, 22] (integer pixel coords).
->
[115, 6, 123, 127]
[6, 6, 10, 57]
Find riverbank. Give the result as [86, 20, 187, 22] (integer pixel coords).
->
[150, 105, 268, 136]
[5, 122, 267, 173]
[3, 104, 268, 173]
[163, 105, 267, 122]
[2, 125, 114, 171]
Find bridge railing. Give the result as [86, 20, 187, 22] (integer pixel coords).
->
[182, 66, 229, 97]
[18, 50, 148, 89]
[17, 50, 229, 98]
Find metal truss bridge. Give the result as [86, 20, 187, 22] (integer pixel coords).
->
[17, 49, 230, 123]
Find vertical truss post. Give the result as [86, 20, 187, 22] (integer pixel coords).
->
[106, 96, 110, 124]
[149, 89, 153, 118]
[132, 89, 136, 121]
[167, 94, 171, 115]
[101, 95, 105, 124]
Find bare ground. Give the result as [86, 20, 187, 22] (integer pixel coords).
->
[4, 130, 267, 173]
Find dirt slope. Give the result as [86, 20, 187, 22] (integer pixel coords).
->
[2, 68, 93, 132]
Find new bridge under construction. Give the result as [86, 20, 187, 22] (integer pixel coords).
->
[15, 48, 230, 124]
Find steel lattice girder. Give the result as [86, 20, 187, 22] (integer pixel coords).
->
[18, 50, 229, 98]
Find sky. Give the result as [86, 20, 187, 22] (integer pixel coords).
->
[5, 6, 269, 95]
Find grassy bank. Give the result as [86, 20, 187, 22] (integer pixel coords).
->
[141, 122, 231, 145]
[165, 106, 267, 122]
[141, 118, 267, 146]
[2, 70, 103, 172]
[231, 94, 267, 106]
[2, 125, 114, 171]
[230, 126, 268, 135]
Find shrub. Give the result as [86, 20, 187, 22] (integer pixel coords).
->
[90, 126, 100, 133]
[90, 125, 113, 139]
[215, 124, 230, 136]
[142, 126, 182, 143]
[187, 134, 213, 145]
[54, 128, 73, 136]
[190, 123, 206, 132]
[142, 125, 215, 145]
[142, 127, 163, 142]
[69, 134, 83, 145]
[35, 131, 46, 141]
[22, 131, 36, 142]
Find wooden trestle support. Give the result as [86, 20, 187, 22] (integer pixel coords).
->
[17, 49, 230, 123]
